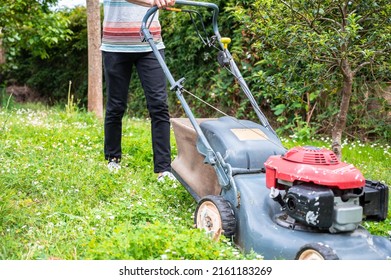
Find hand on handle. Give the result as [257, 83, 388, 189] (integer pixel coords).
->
[153, 0, 176, 9]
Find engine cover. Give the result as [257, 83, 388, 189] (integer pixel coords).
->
[265, 146, 366, 190]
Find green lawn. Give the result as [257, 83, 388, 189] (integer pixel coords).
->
[0, 104, 390, 259]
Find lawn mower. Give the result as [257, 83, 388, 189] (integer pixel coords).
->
[141, 0, 391, 260]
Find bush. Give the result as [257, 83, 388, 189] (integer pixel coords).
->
[2, 1, 390, 142]
[3, 6, 89, 107]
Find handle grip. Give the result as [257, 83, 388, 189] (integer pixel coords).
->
[141, 0, 223, 48]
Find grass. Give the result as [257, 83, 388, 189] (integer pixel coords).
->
[280, 135, 391, 187]
[0, 103, 390, 260]
[0, 104, 251, 260]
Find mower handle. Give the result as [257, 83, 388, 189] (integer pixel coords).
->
[141, 0, 225, 90]
[141, 1, 275, 133]
[141, 0, 223, 48]
[141, 1, 234, 188]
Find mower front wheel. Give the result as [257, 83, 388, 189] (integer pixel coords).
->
[194, 195, 236, 241]
[295, 243, 339, 260]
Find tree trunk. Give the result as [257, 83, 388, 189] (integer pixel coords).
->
[332, 58, 353, 159]
[86, 0, 103, 119]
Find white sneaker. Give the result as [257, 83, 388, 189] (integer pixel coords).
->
[157, 171, 176, 182]
[108, 161, 121, 172]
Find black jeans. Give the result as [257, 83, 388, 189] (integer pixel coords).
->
[103, 50, 171, 173]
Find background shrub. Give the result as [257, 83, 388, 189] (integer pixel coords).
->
[1, 1, 390, 142]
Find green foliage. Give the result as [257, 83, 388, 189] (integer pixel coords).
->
[1, 0, 390, 143]
[3, 6, 89, 106]
[85, 221, 247, 260]
[0, 0, 71, 63]
[225, 0, 391, 141]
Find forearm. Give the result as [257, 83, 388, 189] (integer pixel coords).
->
[126, 0, 175, 8]
[125, 0, 153, 7]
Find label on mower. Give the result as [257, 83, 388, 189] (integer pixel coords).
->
[230, 128, 268, 141]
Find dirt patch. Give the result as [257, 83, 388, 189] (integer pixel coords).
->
[6, 85, 43, 103]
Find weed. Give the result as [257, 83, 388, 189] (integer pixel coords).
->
[0, 90, 14, 133]
[65, 81, 78, 115]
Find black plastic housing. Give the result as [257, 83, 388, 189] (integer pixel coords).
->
[360, 180, 389, 221]
[285, 184, 334, 228]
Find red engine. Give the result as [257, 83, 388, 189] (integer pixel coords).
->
[264, 146, 368, 233]
[265, 146, 365, 190]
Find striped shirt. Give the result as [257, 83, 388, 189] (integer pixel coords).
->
[100, 0, 165, 53]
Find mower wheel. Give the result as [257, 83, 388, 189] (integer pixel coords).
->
[295, 243, 339, 260]
[194, 195, 236, 241]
